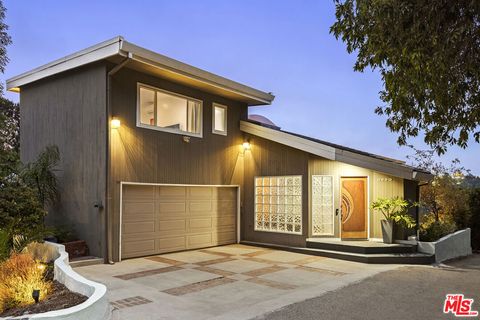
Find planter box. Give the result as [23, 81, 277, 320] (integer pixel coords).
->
[8, 242, 111, 320]
[63, 240, 89, 259]
[418, 228, 472, 263]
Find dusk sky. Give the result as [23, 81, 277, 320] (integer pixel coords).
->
[3, 1, 479, 174]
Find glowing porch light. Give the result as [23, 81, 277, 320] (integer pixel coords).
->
[111, 118, 121, 129]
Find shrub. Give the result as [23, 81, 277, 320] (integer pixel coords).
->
[467, 188, 480, 250]
[419, 214, 457, 242]
[0, 230, 8, 261]
[0, 179, 47, 246]
[0, 253, 52, 313]
[53, 224, 77, 243]
[22, 242, 58, 264]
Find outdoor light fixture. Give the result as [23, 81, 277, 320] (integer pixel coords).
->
[32, 289, 40, 303]
[242, 141, 251, 151]
[111, 118, 121, 129]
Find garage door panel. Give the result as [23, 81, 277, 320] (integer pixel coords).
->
[122, 185, 237, 259]
[123, 212, 154, 222]
[157, 186, 186, 199]
[189, 187, 213, 199]
[213, 231, 236, 244]
[123, 202, 154, 214]
[189, 200, 213, 213]
[158, 219, 186, 232]
[123, 221, 155, 234]
[215, 188, 237, 199]
[214, 200, 236, 213]
[158, 202, 186, 213]
[123, 185, 155, 200]
[157, 237, 186, 252]
[187, 233, 213, 249]
[188, 217, 213, 232]
[212, 215, 236, 228]
[122, 239, 155, 258]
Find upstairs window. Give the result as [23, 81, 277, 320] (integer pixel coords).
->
[212, 103, 227, 135]
[137, 84, 202, 137]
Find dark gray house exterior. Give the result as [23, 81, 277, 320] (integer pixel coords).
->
[7, 37, 431, 263]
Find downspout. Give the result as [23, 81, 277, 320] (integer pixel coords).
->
[106, 53, 132, 264]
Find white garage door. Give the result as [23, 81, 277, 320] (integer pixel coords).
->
[121, 184, 237, 259]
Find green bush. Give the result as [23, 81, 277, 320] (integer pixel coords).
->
[0, 179, 47, 254]
[53, 225, 77, 243]
[467, 188, 480, 250]
[419, 216, 457, 242]
[0, 230, 9, 261]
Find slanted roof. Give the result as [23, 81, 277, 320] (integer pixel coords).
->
[240, 120, 432, 182]
[6, 36, 275, 106]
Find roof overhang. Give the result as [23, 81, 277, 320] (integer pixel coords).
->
[6, 36, 275, 106]
[240, 120, 433, 182]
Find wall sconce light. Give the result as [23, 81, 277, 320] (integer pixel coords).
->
[111, 118, 121, 129]
[242, 141, 251, 151]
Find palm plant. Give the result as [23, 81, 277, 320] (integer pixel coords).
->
[21, 145, 60, 209]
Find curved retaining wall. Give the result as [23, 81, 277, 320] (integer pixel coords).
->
[418, 228, 472, 263]
[7, 242, 110, 320]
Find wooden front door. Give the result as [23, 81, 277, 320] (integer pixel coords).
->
[340, 177, 368, 239]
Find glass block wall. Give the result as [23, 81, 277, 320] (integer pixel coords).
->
[311, 175, 334, 235]
[254, 176, 302, 234]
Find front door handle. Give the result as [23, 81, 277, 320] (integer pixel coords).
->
[336, 208, 340, 216]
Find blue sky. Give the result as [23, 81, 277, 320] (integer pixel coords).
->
[3, 1, 479, 174]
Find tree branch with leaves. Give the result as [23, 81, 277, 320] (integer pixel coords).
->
[331, 0, 480, 154]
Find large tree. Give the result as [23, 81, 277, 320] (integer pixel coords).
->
[0, 0, 10, 93]
[331, 1, 480, 154]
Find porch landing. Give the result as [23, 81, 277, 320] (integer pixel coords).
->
[241, 240, 434, 265]
[306, 238, 416, 254]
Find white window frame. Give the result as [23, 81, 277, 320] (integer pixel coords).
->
[311, 175, 335, 236]
[254, 175, 303, 235]
[136, 82, 203, 138]
[212, 103, 227, 136]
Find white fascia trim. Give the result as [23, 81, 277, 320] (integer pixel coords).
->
[121, 41, 274, 105]
[6, 36, 124, 91]
[241, 121, 424, 181]
[240, 121, 336, 160]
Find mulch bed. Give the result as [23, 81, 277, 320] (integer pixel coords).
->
[0, 280, 88, 317]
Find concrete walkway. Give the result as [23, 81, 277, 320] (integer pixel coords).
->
[76, 244, 400, 320]
[257, 254, 480, 320]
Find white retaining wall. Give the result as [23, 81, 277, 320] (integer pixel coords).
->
[418, 228, 472, 263]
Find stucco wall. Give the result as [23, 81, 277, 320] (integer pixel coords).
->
[418, 228, 472, 263]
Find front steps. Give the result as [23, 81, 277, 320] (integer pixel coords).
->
[70, 256, 104, 268]
[241, 240, 434, 265]
[306, 238, 417, 254]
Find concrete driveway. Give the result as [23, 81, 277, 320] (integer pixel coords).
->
[76, 244, 399, 320]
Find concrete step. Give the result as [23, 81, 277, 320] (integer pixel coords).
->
[306, 238, 416, 254]
[241, 241, 434, 265]
[70, 256, 104, 268]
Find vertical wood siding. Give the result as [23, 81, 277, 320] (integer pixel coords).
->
[309, 157, 405, 239]
[108, 68, 247, 261]
[20, 63, 107, 257]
